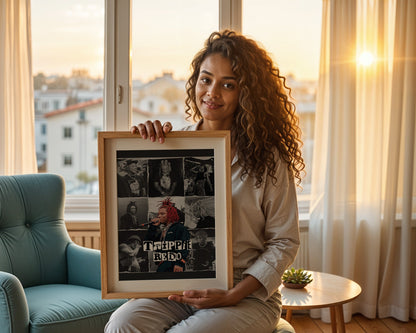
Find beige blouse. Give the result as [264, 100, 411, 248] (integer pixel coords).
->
[182, 121, 300, 301]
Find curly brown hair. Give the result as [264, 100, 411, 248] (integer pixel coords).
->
[185, 30, 304, 187]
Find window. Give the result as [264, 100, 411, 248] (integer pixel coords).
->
[63, 154, 72, 166]
[63, 127, 72, 139]
[33, 0, 319, 220]
[113, 1, 319, 200]
[79, 110, 86, 121]
[32, 0, 104, 197]
[148, 101, 154, 112]
[41, 143, 47, 152]
[131, 0, 218, 129]
[243, 0, 322, 199]
[93, 126, 101, 139]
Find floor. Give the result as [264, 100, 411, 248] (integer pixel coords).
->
[289, 313, 416, 332]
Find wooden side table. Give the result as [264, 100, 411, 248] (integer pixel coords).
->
[280, 271, 361, 333]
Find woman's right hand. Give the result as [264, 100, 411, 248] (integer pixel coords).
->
[131, 120, 172, 143]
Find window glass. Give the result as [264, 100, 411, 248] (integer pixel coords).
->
[63, 154, 73, 166]
[63, 127, 73, 139]
[243, 0, 322, 197]
[32, 0, 104, 194]
[131, 1, 218, 129]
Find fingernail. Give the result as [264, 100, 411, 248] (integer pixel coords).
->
[150, 136, 155, 142]
[159, 137, 164, 143]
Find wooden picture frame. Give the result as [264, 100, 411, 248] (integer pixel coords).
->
[98, 131, 233, 299]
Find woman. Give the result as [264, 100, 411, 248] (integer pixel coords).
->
[106, 30, 304, 333]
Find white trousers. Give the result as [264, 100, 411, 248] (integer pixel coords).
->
[104, 294, 281, 333]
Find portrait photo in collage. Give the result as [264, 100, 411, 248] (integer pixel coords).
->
[116, 149, 216, 281]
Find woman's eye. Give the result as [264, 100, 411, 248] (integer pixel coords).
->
[200, 77, 210, 84]
[224, 83, 235, 89]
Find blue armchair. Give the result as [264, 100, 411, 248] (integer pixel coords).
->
[0, 174, 125, 333]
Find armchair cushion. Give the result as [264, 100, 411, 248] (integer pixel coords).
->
[25, 284, 124, 333]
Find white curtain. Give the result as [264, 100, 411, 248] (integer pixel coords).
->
[309, 0, 415, 322]
[0, 0, 37, 175]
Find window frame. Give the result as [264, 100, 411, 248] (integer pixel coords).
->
[64, 0, 243, 222]
[63, 127, 72, 139]
[63, 154, 73, 166]
[104, 0, 242, 132]
[65, 0, 310, 225]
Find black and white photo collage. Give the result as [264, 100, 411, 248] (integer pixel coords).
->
[116, 149, 216, 277]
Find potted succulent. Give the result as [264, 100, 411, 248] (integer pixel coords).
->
[282, 267, 313, 289]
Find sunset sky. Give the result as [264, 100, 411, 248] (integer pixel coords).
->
[31, 0, 322, 82]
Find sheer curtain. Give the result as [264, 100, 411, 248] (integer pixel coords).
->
[309, 0, 415, 322]
[0, 0, 37, 175]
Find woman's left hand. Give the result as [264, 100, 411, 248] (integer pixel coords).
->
[169, 275, 263, 309]
[168, 289, 239, 309]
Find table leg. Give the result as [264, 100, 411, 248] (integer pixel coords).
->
[335, 304, 345, 333]
[330, 307, 337, 333]
[285, 309, 293, 323]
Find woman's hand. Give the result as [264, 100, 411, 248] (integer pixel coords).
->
[168, 275, 263, 309]
[168, 288, 240, 309]
[131, 120, 172, 143]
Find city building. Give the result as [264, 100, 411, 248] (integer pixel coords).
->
[44, 94, 191, 194]
[44, 98, 104, 193]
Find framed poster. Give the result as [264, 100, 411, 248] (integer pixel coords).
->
[98, 131, 233, 299]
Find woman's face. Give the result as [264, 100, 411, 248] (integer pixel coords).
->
[195, 53, 240, 130]
[158, 207, 168, 224]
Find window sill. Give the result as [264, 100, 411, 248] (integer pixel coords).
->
[64, 195, 313, 225]
[64, 195, 100, 223]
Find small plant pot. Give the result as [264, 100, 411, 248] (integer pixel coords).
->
[283, 282, 308, 289]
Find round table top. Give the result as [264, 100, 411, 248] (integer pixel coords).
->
[279, 271, 362, 310]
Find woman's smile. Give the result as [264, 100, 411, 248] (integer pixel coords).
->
[202, 99, 223, 110]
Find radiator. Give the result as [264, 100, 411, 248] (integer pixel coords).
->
[66, 222, 101, 250]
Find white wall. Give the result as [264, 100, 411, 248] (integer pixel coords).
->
[46, 104, 102, 192]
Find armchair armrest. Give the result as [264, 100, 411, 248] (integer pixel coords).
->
[66, 242, 101, 289]
[0, 271, 29, 333]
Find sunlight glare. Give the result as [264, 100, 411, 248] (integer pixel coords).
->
[358, 51, 375, 66]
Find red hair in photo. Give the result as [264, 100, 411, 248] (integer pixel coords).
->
[160, 198, 180, 223]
